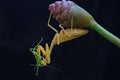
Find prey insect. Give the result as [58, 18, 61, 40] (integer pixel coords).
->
[29, 13, 88, 75]
[29, 38, 46, 75]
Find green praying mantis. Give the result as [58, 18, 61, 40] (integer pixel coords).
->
[29, 13, 88, 75]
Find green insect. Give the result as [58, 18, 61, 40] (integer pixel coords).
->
[29, 37, 45, 75]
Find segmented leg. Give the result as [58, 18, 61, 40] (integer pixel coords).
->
[37, 45, 46, 55]
[59, 24, 71, 36]
[47, 13, 60, 45]
[37, 43, 51, 64]
[58, 17, 74, 37]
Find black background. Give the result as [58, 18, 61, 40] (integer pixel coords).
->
[1, 0, 120, 80]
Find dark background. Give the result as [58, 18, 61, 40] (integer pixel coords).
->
[1, 0, 120, 80]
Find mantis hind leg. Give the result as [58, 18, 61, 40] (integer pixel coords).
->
[47, 13, 60, 45]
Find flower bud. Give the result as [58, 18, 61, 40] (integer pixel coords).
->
[49, 0, 95, 28]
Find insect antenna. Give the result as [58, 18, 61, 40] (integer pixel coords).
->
[34, 37, 43, 49]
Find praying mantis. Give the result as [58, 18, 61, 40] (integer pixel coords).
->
[29, 13, 88, 75]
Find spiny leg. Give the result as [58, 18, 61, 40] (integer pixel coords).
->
[37, 44, 51, 64]
[47, 13, 60, 45]
[45, 43, 50, 64]
[37, 45, 46, 55]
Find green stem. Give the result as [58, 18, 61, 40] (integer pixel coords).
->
[90, 21, 120, 48]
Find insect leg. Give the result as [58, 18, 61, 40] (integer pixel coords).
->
[59, 24, 71, 36]
[37, 44, 51, 64]
[59, 17, 74, 36]
[37, 45, 46, 57]
[47, 13, 60, 45]
[45, 43, 50, 64]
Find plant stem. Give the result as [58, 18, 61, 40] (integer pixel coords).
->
[90, 21, 120, 48]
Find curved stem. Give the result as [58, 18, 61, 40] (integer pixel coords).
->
[90, 21, 120, 48]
